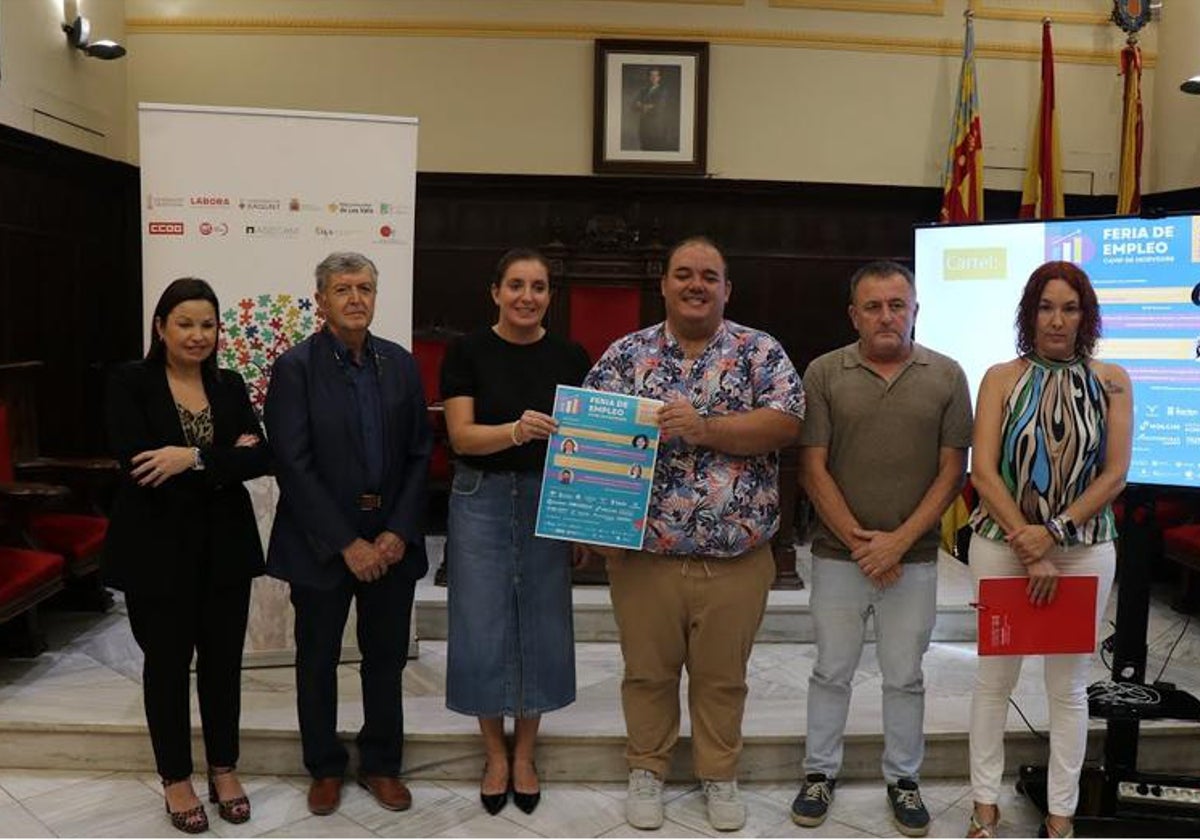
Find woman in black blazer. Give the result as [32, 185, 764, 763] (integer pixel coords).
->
[104, 278, 270, 834]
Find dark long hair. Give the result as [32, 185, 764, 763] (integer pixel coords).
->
[493, 247, 551, 290]
[1015, 261, 1101, 358]
[145, 277, 221, 378]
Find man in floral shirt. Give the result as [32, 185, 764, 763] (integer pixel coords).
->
[583, 236, 804, 832]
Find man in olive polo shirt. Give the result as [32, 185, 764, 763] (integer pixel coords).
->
[791, 260, 972, 837]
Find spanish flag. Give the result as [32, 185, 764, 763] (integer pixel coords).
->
[1018, 19, 1064, 220]
[1116, 41, 1143, 216]
[939, 12, 983, 224]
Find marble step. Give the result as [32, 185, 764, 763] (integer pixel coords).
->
[2, 638, 1198, 784]
[415, 549, 980, 644]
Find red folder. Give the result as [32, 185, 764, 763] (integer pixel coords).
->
[975, 575, 1099, 656]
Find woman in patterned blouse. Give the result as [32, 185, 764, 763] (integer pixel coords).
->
[104, 278, 269, 834]
[965, 261, 1132, 839]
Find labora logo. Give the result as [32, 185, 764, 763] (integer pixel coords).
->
[148, 221, 185, 235]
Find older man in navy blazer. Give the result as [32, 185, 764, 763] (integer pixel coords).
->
[265, 251, 432, 816]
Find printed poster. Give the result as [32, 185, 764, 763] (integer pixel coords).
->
[534, 386, 661, 549]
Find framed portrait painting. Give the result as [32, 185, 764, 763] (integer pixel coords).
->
[593, 39, 709, 176]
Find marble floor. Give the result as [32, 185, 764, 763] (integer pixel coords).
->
[0, 767, 1044, 838]
[1, 541, 1199, 836]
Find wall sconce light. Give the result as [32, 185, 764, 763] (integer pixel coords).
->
[62, 15, 126, 60]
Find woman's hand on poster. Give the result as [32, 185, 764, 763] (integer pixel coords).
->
[513, 410, 557, 444]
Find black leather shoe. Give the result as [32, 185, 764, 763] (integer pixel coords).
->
[480, 762, 509, 815]
[481, 788, 509, 815]
[512, 761, 540, 814]
[512, 788, 540, 814]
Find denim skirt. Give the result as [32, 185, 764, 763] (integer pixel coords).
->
[445, 464, 576, 717]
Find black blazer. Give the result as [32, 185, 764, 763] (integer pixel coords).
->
[264, 329, 432, 591]
[103, 360, 271, 596]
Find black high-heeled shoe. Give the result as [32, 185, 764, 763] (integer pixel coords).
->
[162, 778, 209, 835]
[207, 767, 251, 825]
[511, 761, 541, 814]
[480, 762, 509, 815]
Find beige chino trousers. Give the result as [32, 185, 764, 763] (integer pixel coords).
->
[607, 543, 775, 780]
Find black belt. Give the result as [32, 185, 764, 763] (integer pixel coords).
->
[356, 493, 382, 511]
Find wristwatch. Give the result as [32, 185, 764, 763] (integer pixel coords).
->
[192, 447, 206, 471]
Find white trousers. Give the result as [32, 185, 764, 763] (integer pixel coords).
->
[967, 534, 1115, 817]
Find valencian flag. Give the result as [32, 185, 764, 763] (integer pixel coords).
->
[1116, 41, 1143, 215]
[939, 12, 983, 223]
[1018, 19, 1064, 219]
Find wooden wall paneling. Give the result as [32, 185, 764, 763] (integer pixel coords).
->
[0, 125, 142, 456]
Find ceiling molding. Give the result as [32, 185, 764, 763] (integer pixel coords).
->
[769, 0, 944, 15]
[592, 0, 745, 4]
[125, 17, 1153, 66]
[971, 1, 1114, 26]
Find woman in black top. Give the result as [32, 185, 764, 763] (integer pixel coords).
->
[441, 248, 590, 816]
[104, 278, 269, 834]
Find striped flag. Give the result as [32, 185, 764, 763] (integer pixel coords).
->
[940, 12, 984, 223]
[1116, 41, 1143, 215]
[937, 14, 984, 555]
[1018, 19, 1064, 219]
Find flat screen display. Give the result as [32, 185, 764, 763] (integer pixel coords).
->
[915, 214, 1200, 490]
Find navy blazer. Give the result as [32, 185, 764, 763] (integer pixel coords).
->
[264, 329, 432, 591]
[103, 360, 270, 596]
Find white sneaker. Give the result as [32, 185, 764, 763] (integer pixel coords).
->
[626, 769, 665, 830]
[702, 779, 747, 832]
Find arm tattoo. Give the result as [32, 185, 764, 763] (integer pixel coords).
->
[1104, 378, 1125, 395]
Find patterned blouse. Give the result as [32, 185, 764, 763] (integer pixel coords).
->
[971, 355, 1116, 544]
[583, 320, 805, 557]
[176, 403, 214, 448]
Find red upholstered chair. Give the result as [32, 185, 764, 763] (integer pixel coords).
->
[0, 546, 65, 656]
[1163, 524, 1200, 612]
[0, 402, 110, 611]
[411, 334, 453, 494]
[567, 285, 642, 366]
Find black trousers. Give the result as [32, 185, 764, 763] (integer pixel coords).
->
[290, 567, 416, 779]
[126, 578, 252, 780]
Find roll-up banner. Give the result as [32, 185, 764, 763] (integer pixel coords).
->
[138, 104, 418, 662]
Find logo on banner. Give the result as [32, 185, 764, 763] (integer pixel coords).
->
[149, 221, 185, 235]
[376, 224, 401, 243]
[328, 201, 376, 215]
[146, 194, 184, 209]
[315, 225, 357, 238]
[244, 224, 300, 238]
[190, 195, 231, 207]
[290, 197, 322, 212]
[239, 198, 282, 211]
[199, 221, 229, 237]
[219, 294, 322, 414]
[379, 202, 408, 216]
[1047, 230, 1096, 264]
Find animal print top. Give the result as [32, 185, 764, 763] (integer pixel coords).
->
[176, 403, 214, 448]
[970, 355, 1116, 544]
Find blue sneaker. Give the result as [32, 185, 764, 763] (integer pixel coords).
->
[791, 773, 835, 827]
[887, 778, 930, 837]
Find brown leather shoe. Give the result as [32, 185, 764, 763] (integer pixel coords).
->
[357, 774, 412, 811]
[307, 777, 343, 816]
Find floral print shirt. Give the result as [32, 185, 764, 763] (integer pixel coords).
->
[583, 321, 805, 557]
